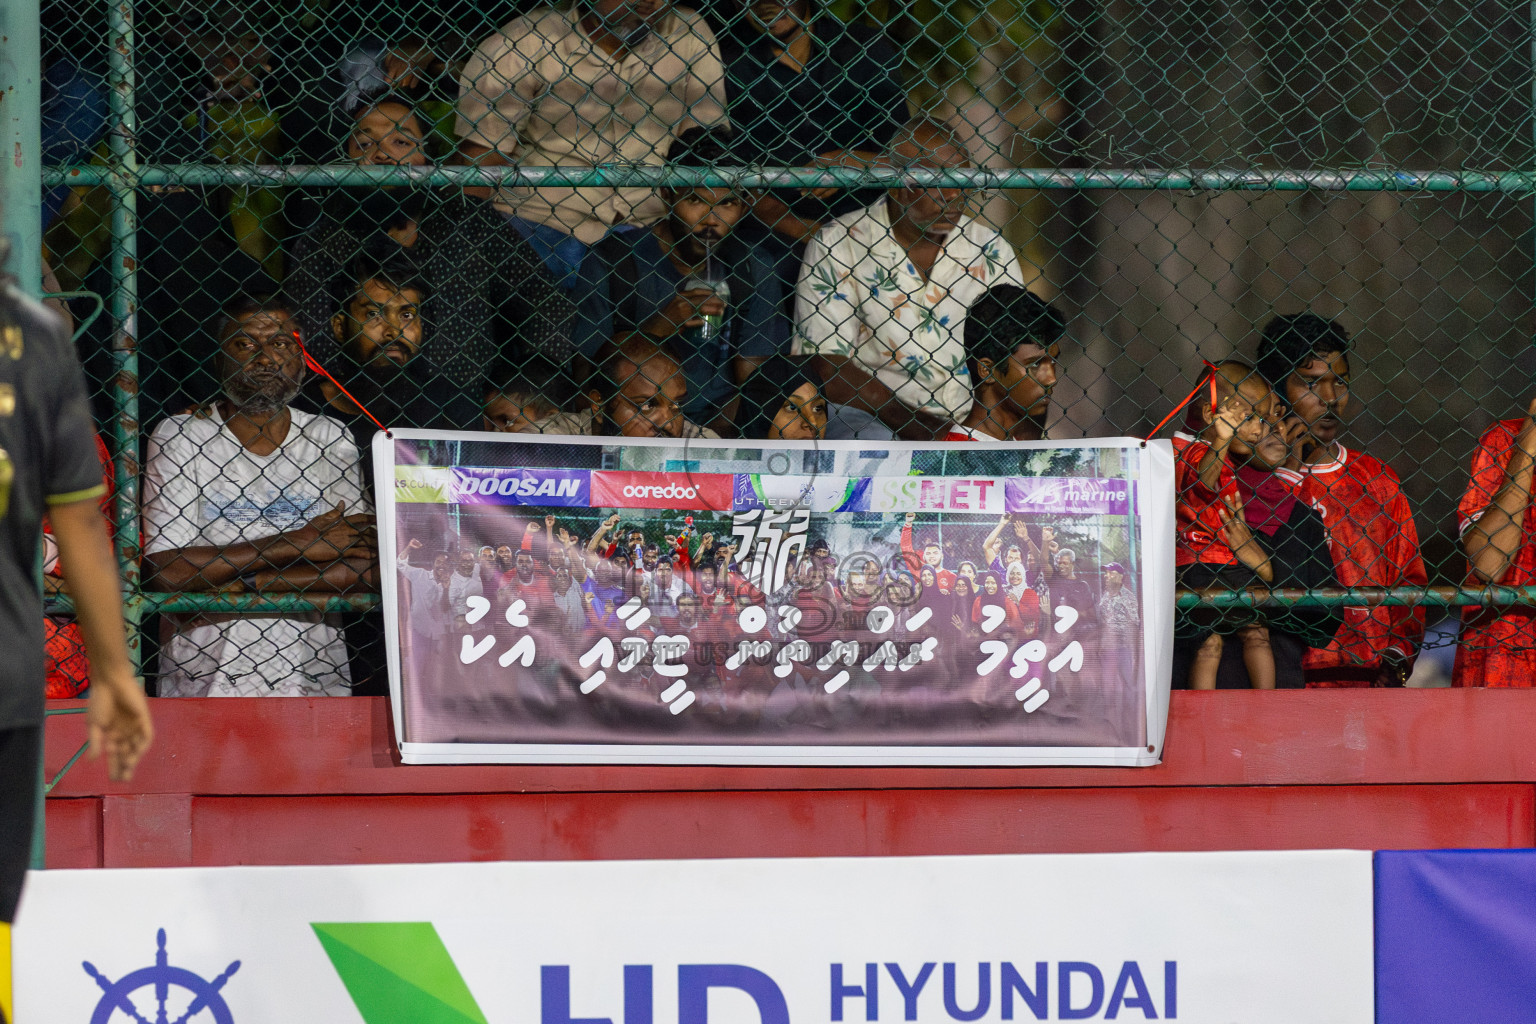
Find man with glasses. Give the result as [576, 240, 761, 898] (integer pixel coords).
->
[793, 117, 1028, 440]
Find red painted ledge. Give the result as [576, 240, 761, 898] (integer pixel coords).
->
[42, 689, 1536, 797]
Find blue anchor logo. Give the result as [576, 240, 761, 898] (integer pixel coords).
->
[82, 928, 240, 1024]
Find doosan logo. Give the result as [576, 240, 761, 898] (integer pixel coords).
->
[624, 482, 698, 500]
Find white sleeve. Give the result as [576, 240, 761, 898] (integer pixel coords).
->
[316, 418, 369, 513]
[141, 420, 203, 556]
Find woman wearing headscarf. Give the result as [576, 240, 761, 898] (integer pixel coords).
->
[733, 355, 830, 440]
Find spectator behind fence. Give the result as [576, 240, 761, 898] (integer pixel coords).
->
[572, 128, 786, 434]
[1191, 403, 1341, 688]
[288, 95, 575, 415]
[523, 337, 722, 439]
[142, 295, 376, 697]
[41, 57, 108, 232]
[1171, 362, 1277, 690]
[134, 7, 282, 277]
[483, 361, 575, 433]
[732, 354, 828, 440]
[313, 255, 481, 445]
[794, 117, 1027, 440]
[718, 0, 910, 281]
[1259, 313, 1427, 688]
[948, 284, 1065, 441]
[455, 0, 729, 284]
[1455, 396, 1536, 687]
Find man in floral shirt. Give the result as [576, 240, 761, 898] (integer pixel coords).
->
[792, 117, 1028, 439]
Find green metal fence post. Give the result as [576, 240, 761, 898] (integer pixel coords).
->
[2, 0, 48, 871]
[0, 0, 43, 296]
[105, 0, 143, 670]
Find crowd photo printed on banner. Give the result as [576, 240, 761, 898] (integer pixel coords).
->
[378, 433, 1173, 763]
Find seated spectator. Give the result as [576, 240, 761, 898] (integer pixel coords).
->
[794, 117, 1028, 439]
[948, 285, 1066, 441]
[732, 354, 829, 440]
[288, 95, 574, 414]
[572, 128, 786, 434]
[719, 0, 909, 250]
[41, 57, 108, 232]
[1456, 396, 1536, 687]
[134, 8, 282, 276]
[523, 337, 722, 438]
[141, 295, 375, 697]
[336, 38, 457, 158]
[314, 255, 479, 441]
[1258, 313, 1426, 687]
[1190, 408, 1341, 688]
[454, 0, 729, 283]
[483, 361, 575, 433]
[1172, 361, 1277, 690]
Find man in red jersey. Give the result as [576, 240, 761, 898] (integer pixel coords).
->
[1456, 396, 1536, 687]
[944, 285, 1065, 441]
[1258, 314, 1426, 687]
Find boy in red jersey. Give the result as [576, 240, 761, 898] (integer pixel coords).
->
[1258, 314, 1426, 687]
[1456, 396, 1536, 686]
[945, 285, 1065, 441]
[1174, 362, 1277, 689]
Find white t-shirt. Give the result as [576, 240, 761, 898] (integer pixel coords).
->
[142, 407, 366, 697]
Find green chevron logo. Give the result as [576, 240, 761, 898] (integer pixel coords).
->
[312, 922, 489, 1024]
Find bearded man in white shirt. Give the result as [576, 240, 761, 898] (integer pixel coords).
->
[793, 116, 1029, 440]
[143, 296, 376, 697]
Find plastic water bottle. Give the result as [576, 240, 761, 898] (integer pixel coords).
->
[682, 248, 730, 345]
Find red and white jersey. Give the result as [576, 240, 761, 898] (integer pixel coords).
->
[943, 425, 985, 442]
[1171, 433, 1240, 567]
[1275, 445, 1427, 685]
[1453, 419, 1536, 687]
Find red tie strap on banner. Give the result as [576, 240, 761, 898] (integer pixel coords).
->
[1144, 360, 1220, 441]
[299, 336, 394, 438]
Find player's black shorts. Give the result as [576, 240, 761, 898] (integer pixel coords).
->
[0, 725, 41, 924]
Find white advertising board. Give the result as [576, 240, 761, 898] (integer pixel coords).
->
[15, 851, 1371, 1023]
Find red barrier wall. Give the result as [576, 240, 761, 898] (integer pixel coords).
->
[43, 690, 1536, 868]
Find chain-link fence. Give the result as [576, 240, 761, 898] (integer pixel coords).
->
[28, 0, 1536, 693]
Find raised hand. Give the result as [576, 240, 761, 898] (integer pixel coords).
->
[904, 511, 916, 526]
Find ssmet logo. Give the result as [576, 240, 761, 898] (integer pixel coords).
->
[308, 925, 1179, 1024]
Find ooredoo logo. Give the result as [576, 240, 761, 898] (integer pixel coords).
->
[592, 471, 733, 510]
[623, 482, 698, 500]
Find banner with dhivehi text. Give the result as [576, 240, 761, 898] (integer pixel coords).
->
[375, 433, 1175, 765]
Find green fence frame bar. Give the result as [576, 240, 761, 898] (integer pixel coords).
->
[40, 165, 1536, 193]
[105, 0, 143, 670]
